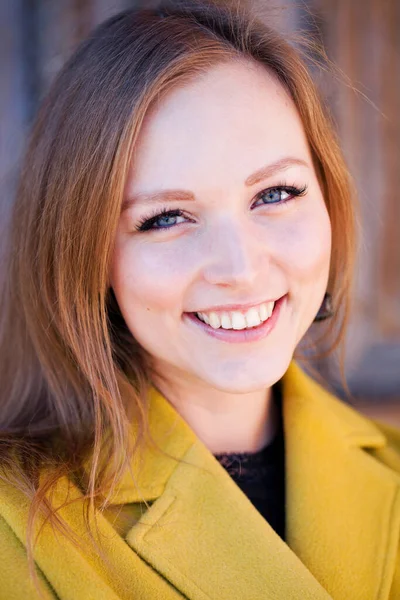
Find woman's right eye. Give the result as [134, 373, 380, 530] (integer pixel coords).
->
[136, 208, 189, 232]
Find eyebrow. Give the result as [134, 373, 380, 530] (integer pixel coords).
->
[122, 156, 310, 211]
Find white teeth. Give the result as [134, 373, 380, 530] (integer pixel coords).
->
[202, 313, 210, 325]
[220, 313, 233, 329]
[259, 303, 269, 321]
[231, 312, 247, 330]
[208, 312, 221, 329]
[244, 307, 262, 327]
[196, 300, 276, 330]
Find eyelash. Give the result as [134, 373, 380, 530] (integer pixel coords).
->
[135, 183, 308, 232]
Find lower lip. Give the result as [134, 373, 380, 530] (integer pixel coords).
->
[184, 295, 287, 344]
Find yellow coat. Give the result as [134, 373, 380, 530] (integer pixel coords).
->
[1, 361, 400, 599]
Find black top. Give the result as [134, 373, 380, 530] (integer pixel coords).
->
[213, 384, 286, 540]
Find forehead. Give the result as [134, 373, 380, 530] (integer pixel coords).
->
[127, 60, 312, 193]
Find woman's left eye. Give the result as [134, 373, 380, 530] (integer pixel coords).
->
[252, 185, 307, 208]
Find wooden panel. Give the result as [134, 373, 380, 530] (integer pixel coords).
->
[378, 0, 400, 337]
[309, 0, 400, 398]
[0, 0, 27, 287]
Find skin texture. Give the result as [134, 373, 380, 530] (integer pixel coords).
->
[110, 59, 332, 453]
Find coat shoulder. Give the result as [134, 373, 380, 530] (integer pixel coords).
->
[0, 492, 56, 599]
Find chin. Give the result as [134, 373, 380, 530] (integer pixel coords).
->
[196, 351, 294, 394]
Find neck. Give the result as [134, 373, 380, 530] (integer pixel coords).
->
[151, 372, 277, 454]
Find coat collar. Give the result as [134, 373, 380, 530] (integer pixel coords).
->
[282, 362, 400, 599]
[108, 361, 400, 599]
[106, 360, 390, 503]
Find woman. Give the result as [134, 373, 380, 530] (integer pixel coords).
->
[1, 1, 400, 598]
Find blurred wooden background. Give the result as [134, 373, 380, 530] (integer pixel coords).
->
[1, 0, 399, 423]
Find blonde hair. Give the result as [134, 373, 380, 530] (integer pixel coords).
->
[0, 0, 356, 586]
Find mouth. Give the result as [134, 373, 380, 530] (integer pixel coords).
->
[183, 294, 287, 344]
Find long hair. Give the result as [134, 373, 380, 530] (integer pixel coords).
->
[0, 0, 356, 584]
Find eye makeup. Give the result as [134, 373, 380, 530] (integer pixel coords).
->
[133, 182, 308, 232]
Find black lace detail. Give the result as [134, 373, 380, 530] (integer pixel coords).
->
[214, 434, 281, 481]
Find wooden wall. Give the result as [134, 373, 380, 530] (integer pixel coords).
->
[307, 0, 400, 406]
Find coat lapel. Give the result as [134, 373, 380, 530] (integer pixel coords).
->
[282, 362, 400, 600]
[122, 361, 400, 600]
[111, 374, 329, 598]
[126, 438, 332, 600]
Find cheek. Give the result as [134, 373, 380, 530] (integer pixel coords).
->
[278, 203, 332, 282]
[110, 240, 193, 314]
[276, 202, 331, 343]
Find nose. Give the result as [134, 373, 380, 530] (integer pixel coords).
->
[201, 216, 263, 288]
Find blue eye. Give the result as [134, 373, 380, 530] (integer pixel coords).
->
[263, 188, 288, 203]
[137, 208, 188, 231]
[152, 212, 185, 229]
[253, 185, 307, 207]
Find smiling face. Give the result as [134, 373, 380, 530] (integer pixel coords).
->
[109, 59, 331, 394]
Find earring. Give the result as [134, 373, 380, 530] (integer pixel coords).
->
[314, 292, 334, 322]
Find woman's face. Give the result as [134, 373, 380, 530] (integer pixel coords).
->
[110, 60, 331, 393]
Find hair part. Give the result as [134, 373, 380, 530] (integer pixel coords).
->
[0, 0, 356, 590]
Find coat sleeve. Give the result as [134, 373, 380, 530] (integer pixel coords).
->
[0, 514, 56, 600]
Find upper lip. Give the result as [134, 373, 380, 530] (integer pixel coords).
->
[189, 295, 283, 314]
